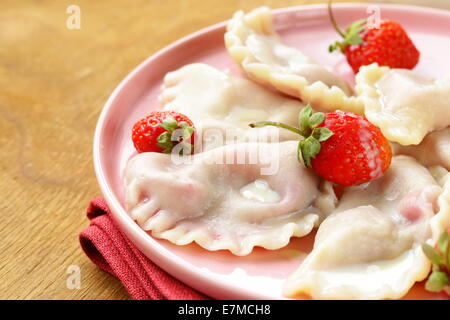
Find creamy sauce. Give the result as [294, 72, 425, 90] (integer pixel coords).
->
[240, 179, 280, 203]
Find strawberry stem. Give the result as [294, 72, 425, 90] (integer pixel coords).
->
[328, 0, 345, 38]
[249, 121, 303, 136]
[422, 230, 450, 293]
[249, 105, 334, 168]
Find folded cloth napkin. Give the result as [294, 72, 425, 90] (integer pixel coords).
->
[79, 197, 209, 300]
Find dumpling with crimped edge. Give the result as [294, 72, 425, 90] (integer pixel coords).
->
[283, 156, 450, 300]
[159, 63, 305, 150]
[225, 7, 363, 114]
[355, 63, 450, 146]
[125, 141, 334, 256]
[393, 128, 450, 171]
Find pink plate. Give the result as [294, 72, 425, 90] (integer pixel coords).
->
[94, 3, 450, 299]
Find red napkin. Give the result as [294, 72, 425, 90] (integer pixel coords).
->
[79, 197, 209, 300]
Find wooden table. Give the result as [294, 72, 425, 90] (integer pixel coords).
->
[0, 0, 391, 300]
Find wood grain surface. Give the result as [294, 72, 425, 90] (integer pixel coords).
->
[0, 0, 375, 300]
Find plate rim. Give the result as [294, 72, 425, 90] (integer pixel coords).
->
[93, 2, 450, 300]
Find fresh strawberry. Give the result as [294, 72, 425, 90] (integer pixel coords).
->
[422, 229, 450, 296]
[132, 111, 195, 154]
[327, 1, 420, 73]
[311, 111, 392, 186]
[249, 105, 392, 186]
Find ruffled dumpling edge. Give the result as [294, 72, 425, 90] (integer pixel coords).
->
[224, 7, 364, 114]
[282, 167, 450, 300]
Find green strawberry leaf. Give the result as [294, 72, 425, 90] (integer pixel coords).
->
[437, 231, 449, 257]
[297, 141, 304, 165]
[158, 142, 173, 150]
[448, 241, 450, 267]
[182, 126, 195, 140]
[298, 105, 313, 136]
[300, 136, 321, 168]
[158, 141, 173, 149]
[342, 19, 366, 47]
[328, 14, 366, 52]
[313, 127, 334, 142]
[157, 131, 171, 143]
[157, 132, 174, 150]
[422, 243, 444, 266]
[309, 112, 326, 128]
[158, 115, 178, 132]
[346, 19, 366, 32]
[328, 41, 341, 53]
[344, 32, 363, 46]
[178, 121, 189, 128]
[425, 271, 449, 292]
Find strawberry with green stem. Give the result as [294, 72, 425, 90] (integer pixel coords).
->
[250, 105, 392, 186]
[327, 0, 420, 73]
[132, 111, 196, 155]
[250, 105, 333, 167]
[422, 229, 450, 295]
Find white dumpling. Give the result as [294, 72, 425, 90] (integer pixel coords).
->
[283, 156, 450, 299]
[125, 141, 328, 256]
[393, 128, 450, 171]
[159, 63, 303, 150]
[225, 7, 363, 114]
[356, 63, 450, 145]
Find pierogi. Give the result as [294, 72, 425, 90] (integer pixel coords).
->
[283, 156, 450, 299]
[160, 63, 304, 150]
[225, 7, 363, 113]
[393, 128, 450, 171]
[125, 141, 332, 256]
[356, 63, 450, 146]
